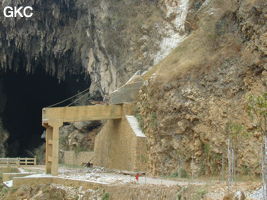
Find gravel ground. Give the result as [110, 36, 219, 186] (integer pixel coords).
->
[58, 166, 205, 186]
[250, 186, 264, 200]
[17, 165, 262, 199]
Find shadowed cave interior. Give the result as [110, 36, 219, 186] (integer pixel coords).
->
[0, 69, 90, 157]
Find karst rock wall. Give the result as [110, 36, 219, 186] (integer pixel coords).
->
[137, 0, 267, 176]
[0, 0, 194, 156]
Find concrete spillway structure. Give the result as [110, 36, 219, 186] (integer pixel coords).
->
[42, 104, 123, 175]
[42, 72, 147, 176]
[42, 104, 147, 176]
[94, 113, 147, 172]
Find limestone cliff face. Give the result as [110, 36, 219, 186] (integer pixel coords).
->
[137, 0, 267, 176]
[0, 0, 184, 96]
[1, 0, 265, 176]
[0, 0, 189, 154]
[83, 0, 163, 95]
[0, 0, 89, 79]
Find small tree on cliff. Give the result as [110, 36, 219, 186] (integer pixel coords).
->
[247, 93, 267, 200]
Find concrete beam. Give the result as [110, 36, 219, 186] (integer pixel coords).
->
[42, 104, 123, 176]
[42, 104, 123, 124]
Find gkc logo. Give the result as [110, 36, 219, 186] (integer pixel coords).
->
[3, 6, 33, 18]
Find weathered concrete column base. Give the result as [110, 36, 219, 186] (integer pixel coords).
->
[94, 104, 148, 172]
[43, 121, 62, 176]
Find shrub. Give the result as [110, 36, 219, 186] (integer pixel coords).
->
[102, 192, 110, 200]
[178, 168, 188, 178]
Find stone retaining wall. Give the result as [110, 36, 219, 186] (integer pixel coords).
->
[63, 151, 94, 166]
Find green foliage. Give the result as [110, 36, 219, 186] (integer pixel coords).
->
[210, 153, 223, 175]
[136, 113, 144, 130]
[203, 143, 210, 155]
[137, 111, 158, 129]
[241, 165, 251, 175]
[176, 187, 187, 200]
[202, 143, 211, 173]
[0, 184, 8, 199]
[193, 189, 207, 200]
[247, 93, 267, 135]
[170, 168, 188, 178]
[201, 143, 222, 175]
[140, 154, 148, 163]
[102, 192, 110, 200]
[225, 122, 246, 142]
[176, 187, 207, 200]
[151, 112, 158, 128]
[178, 168, 188, 178]
[201, 143, 223, 175]
[170, 172, 179, 177]
[246, 93, 267, 197]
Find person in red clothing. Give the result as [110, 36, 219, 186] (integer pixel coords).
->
[135, 173, 139, 181]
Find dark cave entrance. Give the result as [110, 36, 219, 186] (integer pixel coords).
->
[0, 69, 90, 157]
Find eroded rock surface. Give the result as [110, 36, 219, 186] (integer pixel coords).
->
[0, 0, 188, 96]
[0, 0, 194, 156]
[137, 0, 267, 176]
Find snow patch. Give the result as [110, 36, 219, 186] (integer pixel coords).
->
[126, 115, 146, 138]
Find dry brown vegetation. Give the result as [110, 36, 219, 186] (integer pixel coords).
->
[138, 0, 266, 177]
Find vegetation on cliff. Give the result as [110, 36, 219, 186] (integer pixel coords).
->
[137, 0, 266, 178]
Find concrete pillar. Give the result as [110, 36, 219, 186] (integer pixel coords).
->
[45, 125, 52, 174]
[44, 121, 62, 176]
[41, 104, 124, 176]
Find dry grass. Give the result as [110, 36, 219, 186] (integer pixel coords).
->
[142, 0, 240, 84]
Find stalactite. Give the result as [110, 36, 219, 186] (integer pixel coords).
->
[0, 0, 89, 80]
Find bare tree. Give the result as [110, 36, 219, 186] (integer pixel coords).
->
[225, 122, 244, 193]
[247, 93, 267, 200]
